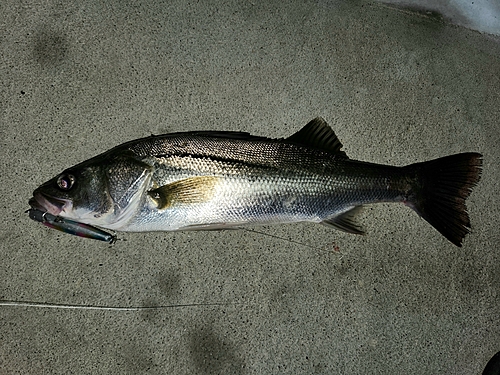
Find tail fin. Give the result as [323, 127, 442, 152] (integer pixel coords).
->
[405, 153, 482, 247]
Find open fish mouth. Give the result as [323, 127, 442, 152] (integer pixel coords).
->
[29, 192, 69, 216]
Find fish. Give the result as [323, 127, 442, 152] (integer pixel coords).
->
[28, 117, 482, 246]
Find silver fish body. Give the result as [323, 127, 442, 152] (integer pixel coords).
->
[29, 118, 482, 246]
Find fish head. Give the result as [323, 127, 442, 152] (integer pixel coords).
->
[29, 152, 152, 228]
[29, 161, 113, 222]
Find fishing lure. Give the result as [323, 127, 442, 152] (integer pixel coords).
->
[27, 209, 116, 243]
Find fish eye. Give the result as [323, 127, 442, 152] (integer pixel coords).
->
[57, 174, 75, 191]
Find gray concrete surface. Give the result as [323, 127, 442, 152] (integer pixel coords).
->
[1, 1, 499, 374]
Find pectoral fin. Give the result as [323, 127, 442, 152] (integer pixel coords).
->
[321, 206, 364, 234]
[148, 176, 220, 209]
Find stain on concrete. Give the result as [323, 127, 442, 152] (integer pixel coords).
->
[33, 28, 68, 68]
[189, 324, 245, 374]
[119, 342, 155, 374]
[140, 269, 182, 323]
[157, 270, 182, 299]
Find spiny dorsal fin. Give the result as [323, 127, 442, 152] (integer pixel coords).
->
[286, 117, 347, 157]
[321, 206, 364, 234]
[148, 176, 221, 209]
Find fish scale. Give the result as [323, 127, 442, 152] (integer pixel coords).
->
[126, 154, 404, 231]
[28, 117, 482, 246]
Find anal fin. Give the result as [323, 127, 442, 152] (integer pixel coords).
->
[321, 206, 364, 234]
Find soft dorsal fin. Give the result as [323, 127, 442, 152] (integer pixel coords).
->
[286, 117, 347, 157]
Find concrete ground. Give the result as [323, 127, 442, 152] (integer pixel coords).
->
[1, 1, 499, 374]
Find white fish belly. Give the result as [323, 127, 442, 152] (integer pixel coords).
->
[120, 173, 344, 232]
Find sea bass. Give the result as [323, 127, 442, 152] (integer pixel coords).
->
[28, 118, 482, 246]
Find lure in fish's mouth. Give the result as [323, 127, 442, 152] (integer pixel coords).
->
[29, 192, 69, 216]
[26, 208, 117, 243]
[28, 187, 117, 243]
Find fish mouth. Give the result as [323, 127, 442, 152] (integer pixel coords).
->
[29, 192, 69, 216]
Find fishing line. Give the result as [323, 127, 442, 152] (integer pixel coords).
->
[1, 231, 331, 312]
[0, 300, 238, 311]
